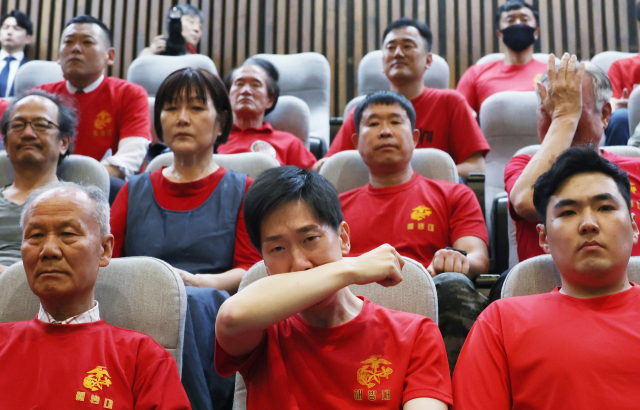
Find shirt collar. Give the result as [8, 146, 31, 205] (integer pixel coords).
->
[0, 49, 24, 62]
[231, 122, 274, 133]
[66, 74, 104, 94]
[37, 301, 100, 324]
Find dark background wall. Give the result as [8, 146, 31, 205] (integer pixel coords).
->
[2, 0, 638, 116]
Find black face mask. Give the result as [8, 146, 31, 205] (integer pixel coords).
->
[500, 24, 536, 52]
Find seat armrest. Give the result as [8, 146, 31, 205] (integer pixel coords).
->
[330, 117, 344, 145]
[309, 136, 327, 160]
[465, 172, 486, 220]
[491, 193, 510, 274]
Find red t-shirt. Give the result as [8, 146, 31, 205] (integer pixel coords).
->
[0, 97, 9, 119]
[504, 150, 640, 262]
[456, 59, 547, 114]
[37, 77, 152, 161]
[607, 54, 640, 99]
[326, 87, 489, 164]
[453, 284, 640, 410]
[110, 167, 261, 270]
[0, 318, 191, 409]
[339, 173, 488, 267]
[218, 122, 317, 168]
[215, 297, 452, 409]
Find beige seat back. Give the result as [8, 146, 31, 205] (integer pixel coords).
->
[146, 152, 280, 178]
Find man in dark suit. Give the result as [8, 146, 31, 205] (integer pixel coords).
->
[0, 10, 32, 98]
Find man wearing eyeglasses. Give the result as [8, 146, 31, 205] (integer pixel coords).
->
[0, 89, 76, 274]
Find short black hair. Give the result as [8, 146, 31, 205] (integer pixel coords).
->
[495, 1, 539, 28]
[224, 58, 280, 116]
[170, 4, 204, 23]
[244, 166, 343, 252]
[1, 89, 78, 164]
[1, 10, 33, 35]
[64, 15, 112, 46]
[382, 18, 432, 52]
[154, 67, 232, 143]
[533, 146, 631, 225]
[353, 90, 416, 135]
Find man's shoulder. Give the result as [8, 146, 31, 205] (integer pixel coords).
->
[38, 80, 67, 93]
[103, 76, 149, 98]
[367, 299, 435, 328]
[480, 292, 556, 325]
[338, 184, 368, 202]
[610, 54, 640, 72]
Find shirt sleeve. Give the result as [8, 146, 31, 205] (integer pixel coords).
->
[403, 319, 453, 406]
[232, 177, 262, 270]
[102, 136, 151, 176]
[132, 337, 192, 409]
[325, 108, 358, 157]
[452, 304, 511, 410]
[446, 92, 490, 164]
[448, 184, 489, 245]
[608, 61, 624, 99]
[109, 182, 129, 258]
[504, 155, 530, 222]
[455, 66, 480, 114]
[118, 83, 153, 142]
[287, 137, 318, 169]
[215, 331, 267, 378]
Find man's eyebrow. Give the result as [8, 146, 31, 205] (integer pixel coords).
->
[263, 225, 320, 242]
[553, 198, 577, 209]
[592, 193, 619, 203]
[553, 193, 620, 209]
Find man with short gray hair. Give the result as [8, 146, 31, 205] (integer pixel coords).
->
[0, 90, 76, 274]
[0, 182, 191, 409]
[505, 53, 640, 262]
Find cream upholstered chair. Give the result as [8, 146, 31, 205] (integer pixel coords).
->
[263, 95, 311, 149]
[0, 152, 110, 198]
[126, 54, 218, 97]
[0, 257, 187, 374]
[475, 52, 557, 66]
[231, 256, 438, 410]
[13, 61, 64, 95]
[627, 87, 640, 137]
[502, 255, 640, 298]
[319, 148, 458, 194]
[146, 152, 280, 178]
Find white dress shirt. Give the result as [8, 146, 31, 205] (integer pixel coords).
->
[37, 301, 100, 324]
[0, 49, 24, 98]
[66, 75, 150, 177]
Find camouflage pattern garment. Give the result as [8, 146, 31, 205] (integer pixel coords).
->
[432, 272, 489, 375]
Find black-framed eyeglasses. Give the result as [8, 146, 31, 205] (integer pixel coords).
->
[7, 119, 60, 134]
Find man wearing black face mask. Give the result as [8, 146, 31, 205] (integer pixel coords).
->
[456, 0, 546, 116]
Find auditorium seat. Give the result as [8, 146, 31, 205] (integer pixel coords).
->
[479, 91, 538, 272]
[502, 255, 640, 298]
[627, 86, 640, 137]
[263, 95, 311, 149]
[475, 53, 558, 66]
[146, 152, 280, 178]
[0, 152, 110, 198]
[590, 51, 635, 75]
[126, 54, 218, 97]
[231, 255, 439, 410]
[247, 52, 331, 154]
[342, 50, 449, 118]
[13, 61, 64, 94]
[319, 148, 458, 194]
[0, 256, 187, 374]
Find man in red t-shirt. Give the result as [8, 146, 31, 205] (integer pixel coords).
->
[315, 18, 489, 179]
[503, 54, 640, 268]
[0, 183, 191, 409]
[215, 167, 452, 410]
[219, 58, 317, 168]
[37, 15, 151, 199]
[454, 146, 640, 410]
[456, 1, 546, 116]
[338, 90, 489, 372]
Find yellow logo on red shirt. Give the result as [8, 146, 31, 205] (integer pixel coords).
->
[357, 355, 393, 388]
[411, 205, 432, 221]
[83, 366, 112, 391]
[632, 182, 637, 194]
[533, 73, 543, 86]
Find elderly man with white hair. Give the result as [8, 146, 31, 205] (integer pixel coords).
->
[0, 182, 191, 409]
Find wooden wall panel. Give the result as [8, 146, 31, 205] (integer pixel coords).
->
[2, 0, 639, 116]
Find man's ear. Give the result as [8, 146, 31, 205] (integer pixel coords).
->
[534, 27, 541, 40]
[25, 34, 33, 46]
[339, 221, 351, 256]
[412, 129, 420, 147]
[425, 52, 433, 71]
[59, 134, 71, 157]
[351, 133, 359, 150]
[105, 48, 116, 67]
[537, 223, 551, 254]
[631, 213, 639, 245]
[601, 101, 612, 130]
[496, 29, 503, 42]
[99, 234, 114, 268]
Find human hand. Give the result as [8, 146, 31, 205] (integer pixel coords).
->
[615, 88, 630, 110]
[150, 35, 167, 55]
[176, 268, 201, 287]
[312, 157, 329, 172]
[537, 53, 585, 122]
[426, 248, 469, 277]
[350, 244, 404, 287]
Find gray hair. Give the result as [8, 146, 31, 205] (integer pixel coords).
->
[20, 182, 110, 236]
[537, 61, 612, 112]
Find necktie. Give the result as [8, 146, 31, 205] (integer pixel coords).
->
[0, 56, 15, 98]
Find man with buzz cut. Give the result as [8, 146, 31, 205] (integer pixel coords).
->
[37, 15, 152, 201]
[0, 182, 191, 409]
[339, 90, 490, 371]
[315, 17, 489, 179]
[456, 0, 546, 116]
[215, 166, 452, 410]
[453, 146, 640, 409]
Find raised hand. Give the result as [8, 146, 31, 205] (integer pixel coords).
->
[537, 53, 585, 122]
[350, 244, 404, 287]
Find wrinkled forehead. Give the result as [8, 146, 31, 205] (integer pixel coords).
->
[232, 64, 269, 83]
[61, 23, 108, 46]
[10, 95, 59, 120]
[383, 26, 425, 46]
[500, 6, 536, 21]
[26, 188, 92, 217]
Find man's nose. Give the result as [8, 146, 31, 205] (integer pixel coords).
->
[40, 235, 63, 260]
[177, 107, 190, 123]
[579, 209, 600, 234]
[290, 248, 314, 272]
[393, 45, 405, 57]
